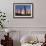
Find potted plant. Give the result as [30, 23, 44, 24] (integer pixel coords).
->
[0, 11, 6, 28]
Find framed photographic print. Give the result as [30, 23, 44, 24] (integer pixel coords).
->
[13, 3, 33, 18]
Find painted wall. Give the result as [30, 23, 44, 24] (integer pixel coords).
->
[0, 0, 46, 27]
[0, 0, 46, 46]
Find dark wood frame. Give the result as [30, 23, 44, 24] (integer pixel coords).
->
[13, 3, 33, 18]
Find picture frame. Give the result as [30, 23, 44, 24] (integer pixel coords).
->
[13, 3, 33, 18]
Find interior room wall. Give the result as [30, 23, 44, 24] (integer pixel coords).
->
[0, 0, 46, 27]
[0, 0, 46, 46]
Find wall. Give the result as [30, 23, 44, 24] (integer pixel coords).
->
[0, 0, 46, 27]
[0, 0, 46, 46]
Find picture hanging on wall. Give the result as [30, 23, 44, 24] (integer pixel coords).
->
[13, 3, 33, 18]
